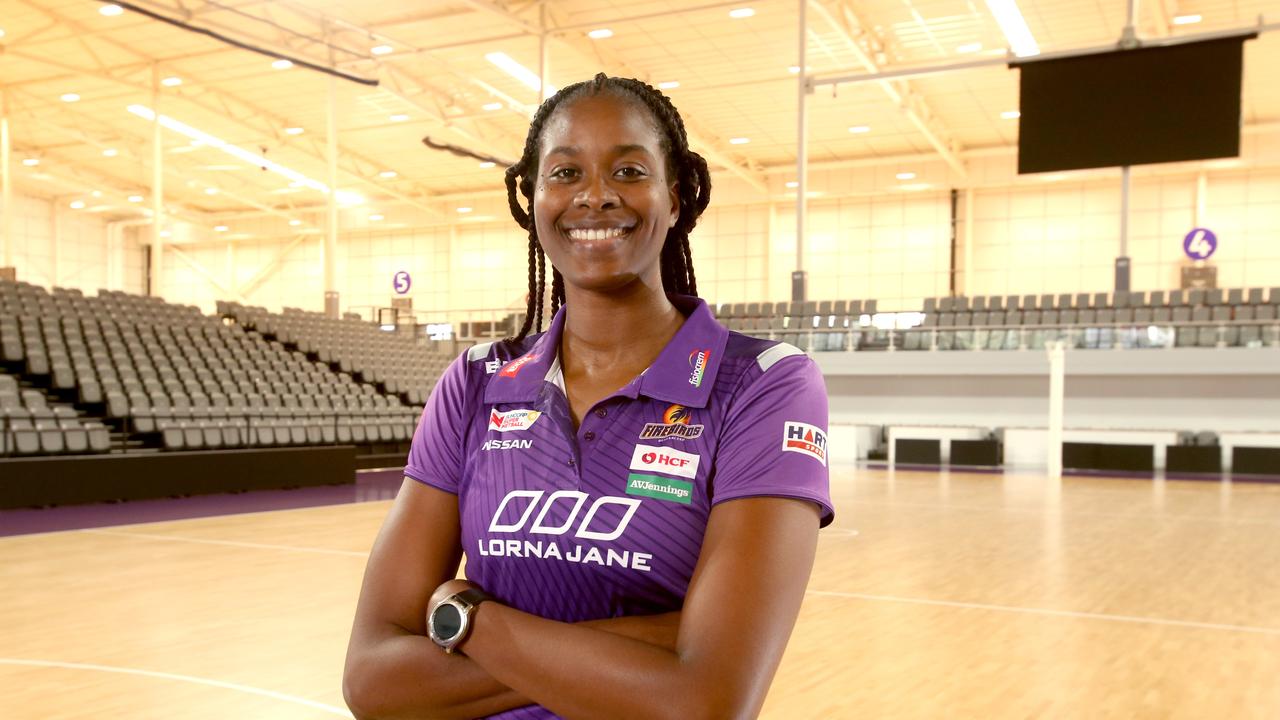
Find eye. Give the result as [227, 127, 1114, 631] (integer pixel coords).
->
[548, 166, 579, 181]
[615, 166, 647, 179]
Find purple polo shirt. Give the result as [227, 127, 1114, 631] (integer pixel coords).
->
[404, 295, 832, 720]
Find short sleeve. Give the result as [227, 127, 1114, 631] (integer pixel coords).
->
[403, 351, 471, 494]
[710, 354, 834, 526]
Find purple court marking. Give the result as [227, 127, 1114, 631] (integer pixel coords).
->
[0, 468, 405, 538]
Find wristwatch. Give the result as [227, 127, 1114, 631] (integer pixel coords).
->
[427, 587, 492, 654]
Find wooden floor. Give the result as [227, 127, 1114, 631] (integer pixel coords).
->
[3, 467, 1279, 719]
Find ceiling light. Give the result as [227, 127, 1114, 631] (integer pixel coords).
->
[0, 29, 6, 39]
[61, 93, 81, 103]
[587, 29, 614, 39]
[368, 214, 384, 221]
[785, 181, 799, 188]
[271, 59, 293, 70]
[127, 104, 363, 205]
[729, 137, 750, 145]
[957, 42, 983, 53]
[848, 125, 870, 133]
[214, 225, 229, 232]
[159, 230, 172, 238]
[1173, 14, 1202, 25]
[371, 44, 394, 55]
[99, 4, 124, 16]
[1001, 110, 1021, 119]
[91, 190, 103, 198]
[457, 207, 473, 213]
[161, 76, 182, 87]
[482, 102, 503, 111]
[657, 81, 680, 90]
[896, 172, 916, 180]
[788, 65, 801, 73]
[729, 8, 756, 18]
[985, 0, 1040, 57]
[284, 127, 304, 135]
[389, 113, 410, 122]
[70, 200, 86, 209]
[486, 51, 555, 95]
[22, 158, 39, 167]
[288, 219, 302, 226]
[379, 170, 398, 178]
[205, 187, 219, 195]
[478, 161, 496, 169]
[128, 195, 144, 203]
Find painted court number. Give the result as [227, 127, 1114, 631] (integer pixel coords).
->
[393, 271, 412, 294]
[1183, 228, 1217, 260]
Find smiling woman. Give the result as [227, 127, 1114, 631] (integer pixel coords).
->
[343, 73, 834, 720]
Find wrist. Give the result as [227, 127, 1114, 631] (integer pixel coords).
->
[427, 582, 492, 655]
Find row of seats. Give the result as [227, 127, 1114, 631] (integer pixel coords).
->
[714, 299, 879, 319]
[152, 415, 418, 451]
[922, 287, 1280, 313]
[1, 374, 112, 455]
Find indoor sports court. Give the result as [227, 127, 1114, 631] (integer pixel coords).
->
[2, 1, 1279, 718]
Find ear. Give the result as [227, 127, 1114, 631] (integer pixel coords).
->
[668, 181, 680, 228]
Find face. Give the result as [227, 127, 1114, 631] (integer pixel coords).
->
[533, 93, 679, 295]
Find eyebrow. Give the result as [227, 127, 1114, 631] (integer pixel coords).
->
[545, 144, 654, 158]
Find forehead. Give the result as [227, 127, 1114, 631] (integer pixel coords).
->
[538, 93, 664, 157]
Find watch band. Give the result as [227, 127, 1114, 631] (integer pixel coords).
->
[429, 586, 493, 654]
[453, 587, 493, 610]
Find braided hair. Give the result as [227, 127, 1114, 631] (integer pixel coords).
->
[504, 73, 712, 344]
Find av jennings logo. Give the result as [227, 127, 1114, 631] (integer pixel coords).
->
[687, 349, 711, 387]
[638, 403, 704, 441]
[477, 490, 653, 572]
[626, 444, 698, 505]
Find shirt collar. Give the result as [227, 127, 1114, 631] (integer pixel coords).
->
[482, 294, 728, 408]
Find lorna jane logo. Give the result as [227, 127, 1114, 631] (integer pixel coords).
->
[630, 444, 699, 479]
[638, 404, 704, 441]
[687, 349, 710, 387]
[478, 489, 654, 572]
[500, 354, 539, 378]
[782, 421, 827, 467]
[488, 408, 542, 432]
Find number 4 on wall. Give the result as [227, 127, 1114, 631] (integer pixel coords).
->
[1183, 228, 1217, 261]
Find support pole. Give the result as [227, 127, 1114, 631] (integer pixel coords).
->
[1116, 165, 1131, 291]
[149, 66, 165, 297]
[793, 0, 808, 302]
[1194, 171, 1207, 226]
[1, 90, 11, 271]
[50, 202, 60, 287]
[1047, 340, 1065, 479]
[325, 74, 339, 318]
[963, 188, 975, 295]
[539, 5, 550, 103]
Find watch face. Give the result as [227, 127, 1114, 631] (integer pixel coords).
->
[433, 603, 463, 640]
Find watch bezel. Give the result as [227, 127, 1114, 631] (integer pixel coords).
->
[428, 597, 471, 654]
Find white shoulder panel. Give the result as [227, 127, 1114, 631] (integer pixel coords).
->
[756, 342, 805, 373]
[468, 341, 497, 362]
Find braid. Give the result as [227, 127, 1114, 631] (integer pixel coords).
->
[503, 72, 712, 345]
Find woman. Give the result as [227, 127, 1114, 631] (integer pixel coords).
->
[344, 73, 834, 720]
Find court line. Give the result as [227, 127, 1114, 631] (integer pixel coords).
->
[0, 658, 353, 717]
[843, 498, 1280, 526]
[80, 528, 369, 557]
[805, 589, 1280, 636]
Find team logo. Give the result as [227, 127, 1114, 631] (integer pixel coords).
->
[687, 349, 711, 387]
[488, 408, 542, 432]
[626, 475, 693, 505]
[478, 489, 653, 572]
[629, 444, 700, 479]
[482, 438, 533, 451]
[782, 421, 827, 467]
[499, 353, 539, 378]
[639, 404, 705, 441]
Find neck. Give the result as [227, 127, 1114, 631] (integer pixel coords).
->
[559, 279, 683, 375]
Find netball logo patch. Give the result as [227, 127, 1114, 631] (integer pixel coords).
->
[782, 421, 827, 467]
[488, 408, 542, 432]
[639, 404, 704, 441]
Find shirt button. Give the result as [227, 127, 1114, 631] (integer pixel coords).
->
[567, 458, 576, 467]
[584, 431, 595, 440]
[595, 408, 607, 418]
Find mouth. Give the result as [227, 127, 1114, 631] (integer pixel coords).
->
[563, 226, 635, 242]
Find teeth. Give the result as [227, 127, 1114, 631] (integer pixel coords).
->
[567, 227, 629, 241]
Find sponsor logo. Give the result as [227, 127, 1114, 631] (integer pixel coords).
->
[488, 408, 542, 432]
[482, 438, 532, 451]
[782, 421, 827, 467]
[630, 444, 699, 479]
[638, 404, 705, 441]
[626, 473, 693, 505]
[478, 490, 653, 572]
[499, 353, 539, 378]
[485, 359, 504, 374]
[687, 349, 711, 387]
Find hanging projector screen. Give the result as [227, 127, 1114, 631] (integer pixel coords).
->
[1016, 36, 1252, 174]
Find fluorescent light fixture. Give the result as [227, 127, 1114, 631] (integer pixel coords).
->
[587, 28, 613, 39]
[379, 170, 398, 178]
[985, 0, 1039, 57]
[127, 104, 364, 205]
[128, 195, 144, 202]
[785, 181, 799, 188]
[91, 190, 103, 198]
[389, 113, 410, 122]
[22, 158, 39, 166]
[288, 219, 302, 226]
[896, 172, 916, 180]
[70, 200, 86, 209]
[478, 161, 496, 169]
[284, 127, 304, 135]
[99, 4, 124, 16]
[957, 42, 983, 53]
[205, 187, 219, 195]
[102, 148, 119, 157]
[161, 76, 183, 87]
[788, 65, 801, 73]
[486, 52, 556, 95]
[368, 214, 384, 221]
[1001, 110, 1021, 119]
[729, 137, 750, 145]
[657, 81, 680, 90]
[271, 59, 293, 70]
[214, 225, 229, 232]
[482, 102, 503, 111]
[0, 29, 6, 39]
[61, 93, 81, 103]
[848, 125, 870, 133]
[729, 8, 756, 18]
[1173, 14, 1202, 25]
[371, 44, 394, 55]
[456, 206, 473, 213]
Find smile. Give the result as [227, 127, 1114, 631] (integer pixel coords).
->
[565, 227, 633, 241]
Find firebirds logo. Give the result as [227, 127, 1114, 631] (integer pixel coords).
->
[499, 354, 539, 378]
[488, 408, 542, 432]
[638, 404, 705, 441]
[687, 349, 711, 387]
[782, 421, 827, 467]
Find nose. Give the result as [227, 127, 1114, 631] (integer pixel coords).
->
[574, 171, 620, 211]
